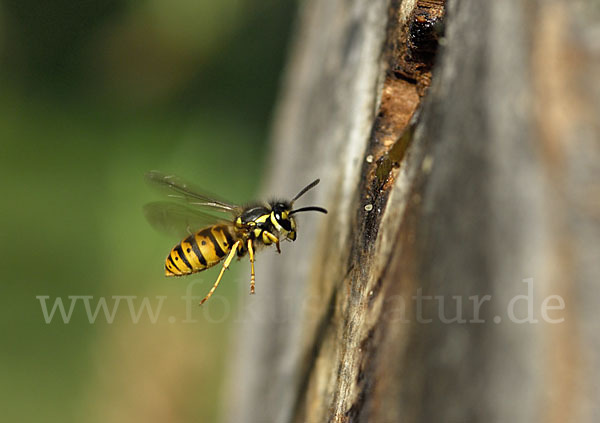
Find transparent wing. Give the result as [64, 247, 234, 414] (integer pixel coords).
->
[145, 170, 240, 214]
[143, 201, 231, 239]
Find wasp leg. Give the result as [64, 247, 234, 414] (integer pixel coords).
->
[247, 239, 256, 294]
[199, 240, 242, 305]
[263, 231, 280, 253]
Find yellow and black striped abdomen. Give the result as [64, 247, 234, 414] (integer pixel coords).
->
[165, 224, 236, 276]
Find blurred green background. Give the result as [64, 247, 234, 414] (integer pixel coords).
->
[0, 0, 296, 421]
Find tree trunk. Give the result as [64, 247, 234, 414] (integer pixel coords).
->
[225, 0, 600, 422]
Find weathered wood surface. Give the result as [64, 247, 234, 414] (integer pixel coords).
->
[225, 0, 600, 422]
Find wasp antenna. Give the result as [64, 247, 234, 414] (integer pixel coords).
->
[289, 206, 328, 215]
[291, 179, 321, 204]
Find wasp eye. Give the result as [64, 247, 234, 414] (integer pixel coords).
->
[275, 213, 281, 220]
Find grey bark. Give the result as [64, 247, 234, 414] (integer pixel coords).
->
[225, 0, 600, 422]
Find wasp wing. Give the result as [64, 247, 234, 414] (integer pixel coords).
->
[145, 170, 240, 214]
[144, 201, 231, 239]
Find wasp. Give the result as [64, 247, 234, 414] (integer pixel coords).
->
[144, 171, 327, 305]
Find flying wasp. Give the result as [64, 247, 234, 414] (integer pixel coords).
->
[144, 171, 327, 305]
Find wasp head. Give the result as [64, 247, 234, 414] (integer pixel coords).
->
[270, 202, 297, 240]
[269, 179, 328, 241]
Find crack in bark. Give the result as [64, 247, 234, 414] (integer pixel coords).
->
[331, 0, 445, 420]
